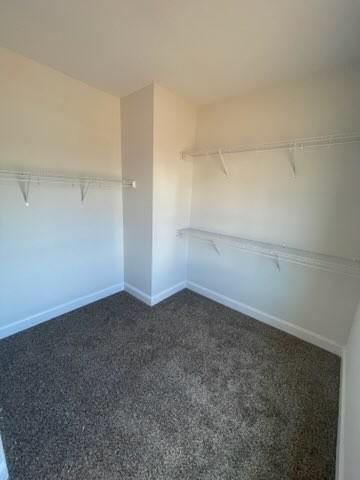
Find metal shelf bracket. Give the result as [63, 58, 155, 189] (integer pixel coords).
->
[210, 239, 221, 255]
[218, 149, 230, 177]
[18, 178, 31, 206]
[288, 142, 297, 177]
[80, 181, 91, 203]
[273, 253, 281, 271]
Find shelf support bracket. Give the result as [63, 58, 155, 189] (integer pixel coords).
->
[80, 181, 91, 203]
[288, 143, 297, 177]
[218, 149, 229, 177]
[273, 253, 281, 271]
[210, 240, 221, 255]
[18, 178, 31, 206]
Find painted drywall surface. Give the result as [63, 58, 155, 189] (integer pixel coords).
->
[342, 301, 360, 480]
[0, 47, 123, 329]
[121, 84, 196, 298]
[121, 85, 154, 295]
[1, 1, 359, 104]
[189, 68, 360, 346]
[196, 68, 360, 146]
[152, 85, 197, 296]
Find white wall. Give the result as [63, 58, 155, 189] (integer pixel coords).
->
[0, 47, 123, 334]
[121, 85, 154, 296]
[121, 84, 197, 301]
[341, 301, 360, 480]
[189, 68, 360, 349]
[1, 47, 359, 354]
[152, 85, 196, 296]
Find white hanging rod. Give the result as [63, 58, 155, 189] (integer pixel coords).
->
[182, 132, 360, 158]
[178, 227, 360, 278]
[0, 169, 136, 188]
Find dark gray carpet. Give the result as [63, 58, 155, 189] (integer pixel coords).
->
[0, 290, 340, 479]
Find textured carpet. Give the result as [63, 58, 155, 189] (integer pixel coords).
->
[0, 290, 340, 479]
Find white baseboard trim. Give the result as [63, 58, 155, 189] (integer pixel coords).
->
[0, 436, 9, 480]
[151, 282, 187, 306]
[0, 283, 124, 340]
[124, 283, 152, 306]
[124, 281, 187, 306]
[187, 281, 343, 356]
[1, 277, 344, 357]
[336, 352, 346, 480]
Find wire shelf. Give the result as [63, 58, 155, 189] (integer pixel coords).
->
[0, 168, 136, 205]
[0, 169, 136, 188]
[182, 132, 360, 158]
[178, 227, 360, 278]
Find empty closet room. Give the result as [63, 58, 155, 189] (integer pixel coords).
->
[0, 1, 360, 479]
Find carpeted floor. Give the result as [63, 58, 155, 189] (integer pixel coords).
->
[0, 290, 340, 479]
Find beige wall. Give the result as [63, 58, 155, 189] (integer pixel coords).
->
[2, 44, 360, 350]
[121, 84, 197, 299]
[121, 85, 154, 295]
[152, 84, 197, 295]
[196, 67, 360, 147]
[0, 47, 123, 331]
[189, 68, 360, 347]
[0, 47, 121, 175]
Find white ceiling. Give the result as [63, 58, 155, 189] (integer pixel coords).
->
[0, 0, 359, 104]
